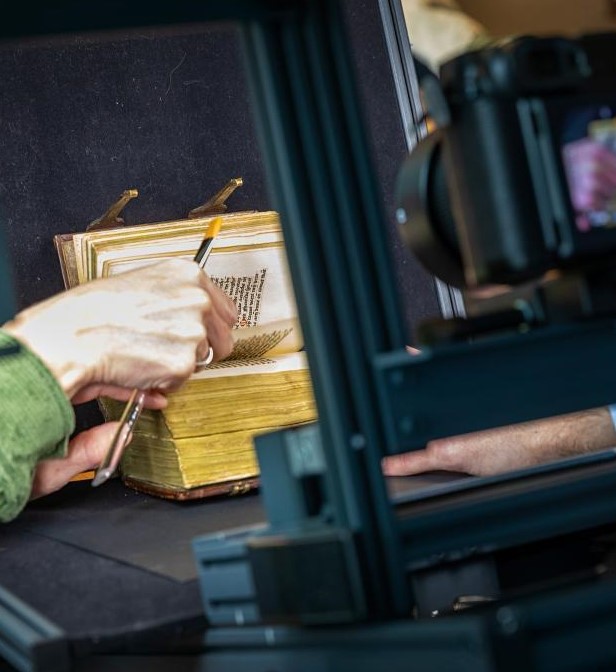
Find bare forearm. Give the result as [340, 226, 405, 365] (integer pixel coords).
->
[526, 407, 616, 461]
[383, 407, 616, 477]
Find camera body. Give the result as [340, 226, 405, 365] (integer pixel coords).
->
[397, 32, 616, 291]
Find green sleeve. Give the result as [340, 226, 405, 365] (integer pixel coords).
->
[0, 330, 75, 522]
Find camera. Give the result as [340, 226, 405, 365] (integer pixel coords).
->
[396, 32, 616, 298]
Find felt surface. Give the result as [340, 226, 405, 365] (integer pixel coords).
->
[6, 475, 462, 583]
[342, 0, 442, 338]
[0, 525, 206, 641]
[0, 23, 269, 313]
[0, 9, 442, 434]
[13, 479, 265, 582]
[0, 480, 263, 641]
[0, 475, 460, 642]
[0, 0, 448, 646]
[0, 0, 441, 339]
[0, 22, 272, 434]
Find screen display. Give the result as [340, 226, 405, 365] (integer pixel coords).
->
[561, 104, 616, 232]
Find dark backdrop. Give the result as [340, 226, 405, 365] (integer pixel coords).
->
[0, 0, 444, 643]
[0, 2, 440, 432]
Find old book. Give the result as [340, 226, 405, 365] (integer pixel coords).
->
[54, 185, 316, 499]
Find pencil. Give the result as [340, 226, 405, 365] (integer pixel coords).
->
[194, 216, 222, 269]
[91, 216, 224, 487]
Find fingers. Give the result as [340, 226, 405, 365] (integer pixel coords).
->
[381, 449, 439, 476]
[564, 138, 616, 211]
[200, 274, 237, 327]
[83, 259, 237, 389]
[196, 274, 237, 363]
[71, 384, 168, 408]
[194, 346, 215, 369]
[30, 423, 121, 500]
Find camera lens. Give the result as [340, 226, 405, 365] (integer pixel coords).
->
[395, 130, 465, 288]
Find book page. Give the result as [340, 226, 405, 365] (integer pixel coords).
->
[191, 351, 308, 380]
[206, 243, 296, 330]
[82, 212, 279, 276]
[75, 211, 303, 354]
[212, 247, 303, 357]
[227, 318, 303, 359]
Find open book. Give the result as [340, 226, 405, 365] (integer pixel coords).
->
[54, 196, 316, 499]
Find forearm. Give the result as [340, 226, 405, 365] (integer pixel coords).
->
[526, 407, 616, 461]
[0, 331, 75, 522]
[383, 407, 616, 477]
[444, 407, 616, 475]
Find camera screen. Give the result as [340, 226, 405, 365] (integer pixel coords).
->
[561, 104, 616, 232]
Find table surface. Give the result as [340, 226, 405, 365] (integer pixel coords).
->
[0, 473, 466, 646]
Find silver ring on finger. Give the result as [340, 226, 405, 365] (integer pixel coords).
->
[195, 345, 214, 369]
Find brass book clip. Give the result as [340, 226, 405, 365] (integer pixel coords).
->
[87, 189, 139, 231]
[188, 177, 243, 218]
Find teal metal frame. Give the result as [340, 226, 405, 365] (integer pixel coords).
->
[3, 3, 616, 670]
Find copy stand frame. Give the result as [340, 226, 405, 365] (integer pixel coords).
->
[197, 1, 616, 668]
[1, 2, 616, 671]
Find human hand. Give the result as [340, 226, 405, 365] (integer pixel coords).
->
[4, 258, 237, 400]
[29, 377, 171, 499]
[382, 424, 541, 478]
[29, 422, 120, 499]
[562, 137, 616, 219]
